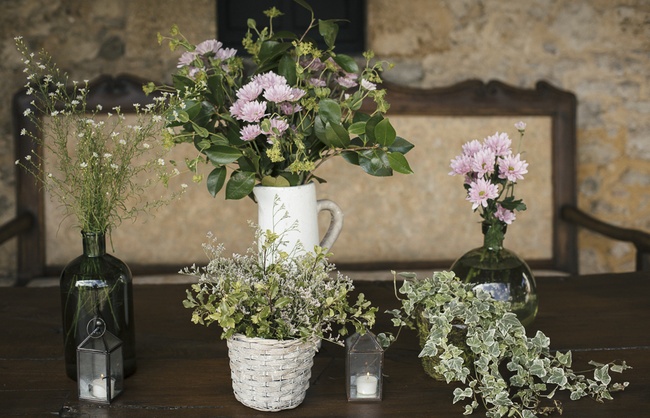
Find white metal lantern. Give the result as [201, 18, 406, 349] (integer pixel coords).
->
[346, 331, 383, 401]
[77, 317, 124, 404]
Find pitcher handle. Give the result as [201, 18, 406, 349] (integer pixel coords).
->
[317, 199, 344, 251]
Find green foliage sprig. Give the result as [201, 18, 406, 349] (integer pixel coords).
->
[14, 37, 185, 234]
[148, 0, 413, 199]
[182, 223, 376, 344]
[382, 271, 630, 418]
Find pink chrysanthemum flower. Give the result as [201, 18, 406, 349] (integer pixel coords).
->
[263, 84, 294, 103]
[471, 148, 496, 177]
[449, 154, 473, 176]
[290, 88, 306, 101]
[253, 72, 287, 90]
[237, 81, 263, 102]
[195, 39, 223, 55]
[495, 204, 517, 224]
[498, 153, 528, 182]
[280, 103, 302, 115]
[484, 132, 512, 156]
[467, 178, 499, 210]
[309, 78, 327, 87]
[461, 139, 483, 157]
[336, 74, 358, 89]
[240, 124, 262, 141]
[265, 117, 290, 136]
[361, 79, 377, 91]
[235, 100, 267, 123]
[177, 51, 198, 68]
[216, 47, 237, 60]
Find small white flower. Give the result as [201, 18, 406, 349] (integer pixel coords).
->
[48, 173, 53, 178]
[104, 153, 112, 159]
[20, 128, 27, 136]
[181, 183, 188, 189]
[119, 139, 127, 145]
[96, 104, 103, 111]
[23, 108, 32, 117]
[80, 162, 88, 168]
[111, 163, 119, 170]
[143, 143, 151, 149]
[25, 155, 32, 161]
[15, 160, 19, 165]
[515, 121, 527, 131]
[157, 158, 165, 166]
[92, 152, 99, 158]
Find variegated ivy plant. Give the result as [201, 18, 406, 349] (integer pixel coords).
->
[380, 271, 630, 418]
[148, 0, 413, 200]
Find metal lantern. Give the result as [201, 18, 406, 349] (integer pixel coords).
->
[346, 331, 383, 401]
[77, 317, 124, 404]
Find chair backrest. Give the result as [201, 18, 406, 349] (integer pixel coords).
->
[10, 77, 578, 283]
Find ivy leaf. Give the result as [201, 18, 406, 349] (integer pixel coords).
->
[206, 166, 227, 197]
[225, 171, 255, 200]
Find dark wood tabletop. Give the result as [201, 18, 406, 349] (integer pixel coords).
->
[1, 271, 649, 417]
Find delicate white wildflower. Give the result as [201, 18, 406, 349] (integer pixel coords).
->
[119, 139, 127, 145]
[181, 183, 188, 189]
[110, 163, 119, 170]
[20, 128, 27, 136]
[157, 158, 165, 166]
[80, 162, 88, 168]
[143, 143, 150, 149]
[103, 153, 112, 159]
[23, 108, 32, 117]
[25, 155, 32, 161]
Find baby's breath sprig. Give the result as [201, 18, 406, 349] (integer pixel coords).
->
[14, 36, 186, 235]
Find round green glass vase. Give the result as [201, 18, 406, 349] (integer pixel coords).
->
[450, 223, 538, 327]
[59, 231, 136, 380]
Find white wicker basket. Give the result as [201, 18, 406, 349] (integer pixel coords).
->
[226, 334, 318, 412]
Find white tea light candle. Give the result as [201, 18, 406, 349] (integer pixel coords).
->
[356, 373, 378, 396]
[91, 375, 115, 399]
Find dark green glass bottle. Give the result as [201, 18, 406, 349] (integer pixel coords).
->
[60, 231, 136, 380]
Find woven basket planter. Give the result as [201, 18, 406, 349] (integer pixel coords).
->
[227, 334, 318, 412]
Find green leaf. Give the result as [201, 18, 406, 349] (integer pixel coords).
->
[348, 121, 366, 136]
[387, 152, 413, 174]
[257, 40, 292, 67]
[333, 53, 359, 74]
[206, 166, 227, 197]
[225, 171, 256, 200]
[318, 19, 339, 49]
[278, 54, 297, 86]
[318, 98, 342, 124]
[358, 149, 392, 176]
[324, 121, 351, 148]
[261, 175, 290, 187]
[292, 0, 313, 14]
[204, 145, 242, 165]
[374, 118, 397, 147]
[388, 136, 415, 154]
[364, 114, 383, 143]
[341, 151, 359, 166]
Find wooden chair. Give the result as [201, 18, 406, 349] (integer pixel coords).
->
[2, 76, 649, 286]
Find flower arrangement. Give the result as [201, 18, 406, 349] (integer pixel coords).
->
[14, 37, 184, 235]
[182, 222, 376, 344]
[382, 271, 630, 418]
[448, 122, 528, 249]
[147, 0, 413, 199]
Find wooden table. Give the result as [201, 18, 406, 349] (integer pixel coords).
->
[1, 272, 649, 417]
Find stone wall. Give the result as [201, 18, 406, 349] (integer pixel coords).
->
[1, 0, 648, 278]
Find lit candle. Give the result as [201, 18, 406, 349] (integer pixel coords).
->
[356, 373, 378, 396]
[90, 375, 115, 399]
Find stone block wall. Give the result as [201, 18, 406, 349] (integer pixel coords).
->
[1, 0, 648, 278]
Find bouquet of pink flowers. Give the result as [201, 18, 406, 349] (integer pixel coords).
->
[149, 1, 413, 199]
[449, 122, 528, 247]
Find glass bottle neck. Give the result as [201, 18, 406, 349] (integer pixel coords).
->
[81, 231, 106, 257]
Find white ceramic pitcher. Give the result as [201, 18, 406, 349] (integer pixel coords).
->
[253, 183, 343, 257]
